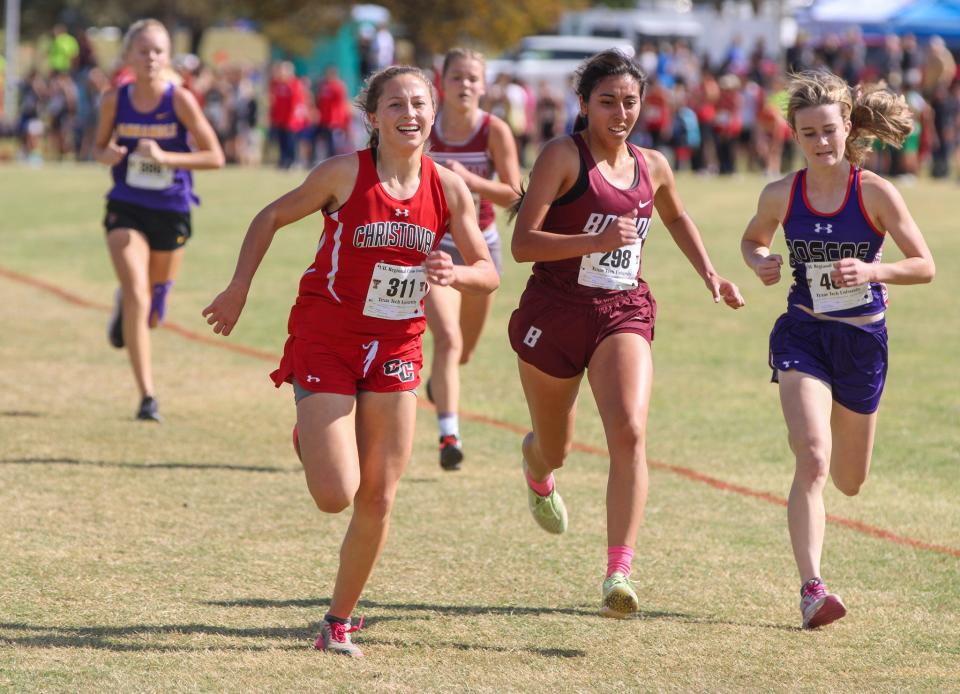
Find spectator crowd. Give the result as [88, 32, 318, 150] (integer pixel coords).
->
[5, 22, 960, 182]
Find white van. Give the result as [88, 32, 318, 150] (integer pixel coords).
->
[485, 35, 636, 90]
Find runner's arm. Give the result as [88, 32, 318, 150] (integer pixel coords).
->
[429, 168, 499, 295]
[203, 155, 357, 335]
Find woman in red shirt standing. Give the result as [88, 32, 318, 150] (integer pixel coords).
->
[315, 65, 352, 160]
[714, 73, 744, 174]
[268, 61, 306, 169]
[203, 66, 498, 657]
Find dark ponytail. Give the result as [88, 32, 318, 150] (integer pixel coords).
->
[572, 49, 648, 133]
[512, 49, 646, 217]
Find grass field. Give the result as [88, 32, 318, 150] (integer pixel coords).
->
[1, 163, 958, 693]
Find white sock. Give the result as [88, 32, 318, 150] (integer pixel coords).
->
[438, 413, 459, 439]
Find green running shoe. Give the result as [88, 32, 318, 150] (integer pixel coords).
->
[523, 460, 567, 534]
[601, 572, 639, 619]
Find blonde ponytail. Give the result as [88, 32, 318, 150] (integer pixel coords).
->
[787, 70, 914, 166]
[847, 83, 913, 166]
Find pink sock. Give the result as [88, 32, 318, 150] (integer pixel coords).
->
[607, 545, 634, 578]
[525, 467, 555, 496]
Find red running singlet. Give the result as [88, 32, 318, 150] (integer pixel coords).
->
[287, 148, 450, 340]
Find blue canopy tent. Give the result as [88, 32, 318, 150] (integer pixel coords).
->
[887, 0, 960, 41]
[797, 0, 913, 38]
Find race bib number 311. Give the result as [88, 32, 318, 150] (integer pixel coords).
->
[806, 261, 871, 313]
[363, 262, 428, 320]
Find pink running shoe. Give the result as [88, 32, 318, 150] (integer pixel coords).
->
[314, 617, 364, 657]
[292, 425, 302, 462]
[800, 578, 847, 629]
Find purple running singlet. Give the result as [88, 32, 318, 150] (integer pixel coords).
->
[108, 82, 197, 212]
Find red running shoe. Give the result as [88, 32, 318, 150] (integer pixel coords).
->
[439, 435, 463, 471]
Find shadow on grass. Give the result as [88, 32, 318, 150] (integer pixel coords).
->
[0, 621, 310, 652]
[350, 635, 586, 657]
[0, 410, 43, 418]
[2, 458, 445, 481]
[205, 596, 681, 621]
[0, 457, 299, 474]
[204, 597, 797, 633]
[0, 621, 585, 657]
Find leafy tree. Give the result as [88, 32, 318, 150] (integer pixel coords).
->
[380, 0, 586, 60]
[16, 0, 343, 55]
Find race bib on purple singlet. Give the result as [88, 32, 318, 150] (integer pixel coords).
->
[126, 153, 174, 190]
[806, 261, 871, 313]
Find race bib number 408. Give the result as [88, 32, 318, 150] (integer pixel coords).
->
[806, 261, 871, 313]
[363, 262, 428, 320]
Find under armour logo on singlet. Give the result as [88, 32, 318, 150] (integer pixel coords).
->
[394, 208, 409, 218]
[813, 223, 833, 234]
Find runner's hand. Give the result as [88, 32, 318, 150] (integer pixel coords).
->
[831, 258, 873, 287]
[753, 254, 783, 285]
[202, 283, 247, 336]
[135, 138, 167, 165]
[594, 212, 639, 253]
[424, 250, 456, 287]
[99, 142, 127, 166]
[707, 275, 745, 308]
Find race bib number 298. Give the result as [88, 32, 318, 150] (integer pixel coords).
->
[577, 213, 649, 290]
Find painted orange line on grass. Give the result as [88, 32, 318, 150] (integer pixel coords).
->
[4, 264, 959, 560]
[821, 514, 960, 557]
[0, 266, 112, 312]
[0, 266, 278, 363]
[158, 321, 279, 362]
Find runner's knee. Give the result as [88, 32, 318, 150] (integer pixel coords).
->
[605, 417, 647, 458]
[792, 443, 830, 488]
[831, 468, 867, 497]
[308, 484, 354, 514]
[353, 486, 397, 520]
[433, 324, 463, 356]
[304, 466, 356, 513]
